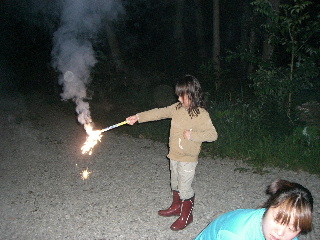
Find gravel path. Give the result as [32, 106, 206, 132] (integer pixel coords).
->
[0, 92, 319, 240]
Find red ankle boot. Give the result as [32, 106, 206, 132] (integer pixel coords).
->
[170, 195, 194, 231]
[158, 191, 181, 217]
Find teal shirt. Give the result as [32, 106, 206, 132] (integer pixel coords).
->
[195, 208, 299, 240]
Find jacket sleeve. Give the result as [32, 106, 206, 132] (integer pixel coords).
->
[137, 103, 177, 123]
[190, 112, 218, 143]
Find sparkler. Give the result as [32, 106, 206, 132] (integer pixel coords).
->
[101, 121, 129, 132]
[80, 121, 128, 179]
[81, 121, 129, 155]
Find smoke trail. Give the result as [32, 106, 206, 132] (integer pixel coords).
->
[51, 0, 124, 125]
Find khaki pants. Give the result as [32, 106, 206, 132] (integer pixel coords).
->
[170, 159, 198, 200]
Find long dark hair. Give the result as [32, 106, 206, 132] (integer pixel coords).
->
[262, 179, 313, 234]
[175, 74, 206, 118]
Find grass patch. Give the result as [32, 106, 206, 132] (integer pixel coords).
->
[209, 102, 320, 175]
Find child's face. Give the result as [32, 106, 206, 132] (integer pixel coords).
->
[262, 206, 301, 240]
[178, 94, 191, 109]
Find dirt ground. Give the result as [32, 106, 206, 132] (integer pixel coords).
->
[0, 91, 319, 240]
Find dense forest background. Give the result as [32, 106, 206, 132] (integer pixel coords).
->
[1, 0, 319, 173]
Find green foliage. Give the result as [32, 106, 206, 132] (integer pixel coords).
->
[292, 125, 320, 147]
[198, 60, 219, 93]
[251, 67, 284, 100]
[252, 0, 320, 66]
[225, 47, 261, 69]
[198, 60, 244, 102]
[250, 66, 290, 109]
[207, 101, 320, 174]
[206, 101, 264, 158]
[250, 0, 320, 121]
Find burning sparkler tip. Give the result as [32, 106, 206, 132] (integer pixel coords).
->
[81, 168, 92, 180]
[81, 121, 128, 155]
[81, 124, 103, 155]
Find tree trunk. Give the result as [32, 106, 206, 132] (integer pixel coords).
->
[262, 0, 279, 61]
[105, 18, 126, 72]
[213, 0, 221, 90]
[239, 0, 256, 76]
[174, 0, 186, 58]
[194, 0, 206, 59]
[247, 29, 256, 75]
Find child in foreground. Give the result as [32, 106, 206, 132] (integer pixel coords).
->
[126, 75, 218, 230]
[195, 179, 314, 240]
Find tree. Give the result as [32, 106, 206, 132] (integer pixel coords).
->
[212, 0, 220, 75]
[194, 0, 206, 60]
[251, 0, 320, 120]
[261, 0, 279, 61]
[105, 16, 127, 72]
[174, 0, 186, 59]
[212, 0, 221, 91]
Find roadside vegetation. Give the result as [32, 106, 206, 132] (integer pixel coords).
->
[89, 82, 319, 175]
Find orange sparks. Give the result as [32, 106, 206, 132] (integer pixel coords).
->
[81, 168, 92, 180]
[81, 124, 103, 155]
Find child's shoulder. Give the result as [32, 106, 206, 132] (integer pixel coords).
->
[199, 107, 210, 115]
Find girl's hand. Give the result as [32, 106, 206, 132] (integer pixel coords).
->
[183, 129, 192, 140]
[126, 115, 139, 125]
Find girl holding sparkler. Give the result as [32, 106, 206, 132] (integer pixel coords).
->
[126, 74, 218, 231]
[195, 179, 314, 240]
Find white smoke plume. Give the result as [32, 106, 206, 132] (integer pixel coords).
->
[51, 0, 124, 125]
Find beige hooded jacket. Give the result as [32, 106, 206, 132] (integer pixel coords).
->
[137, 103, 218, 162]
